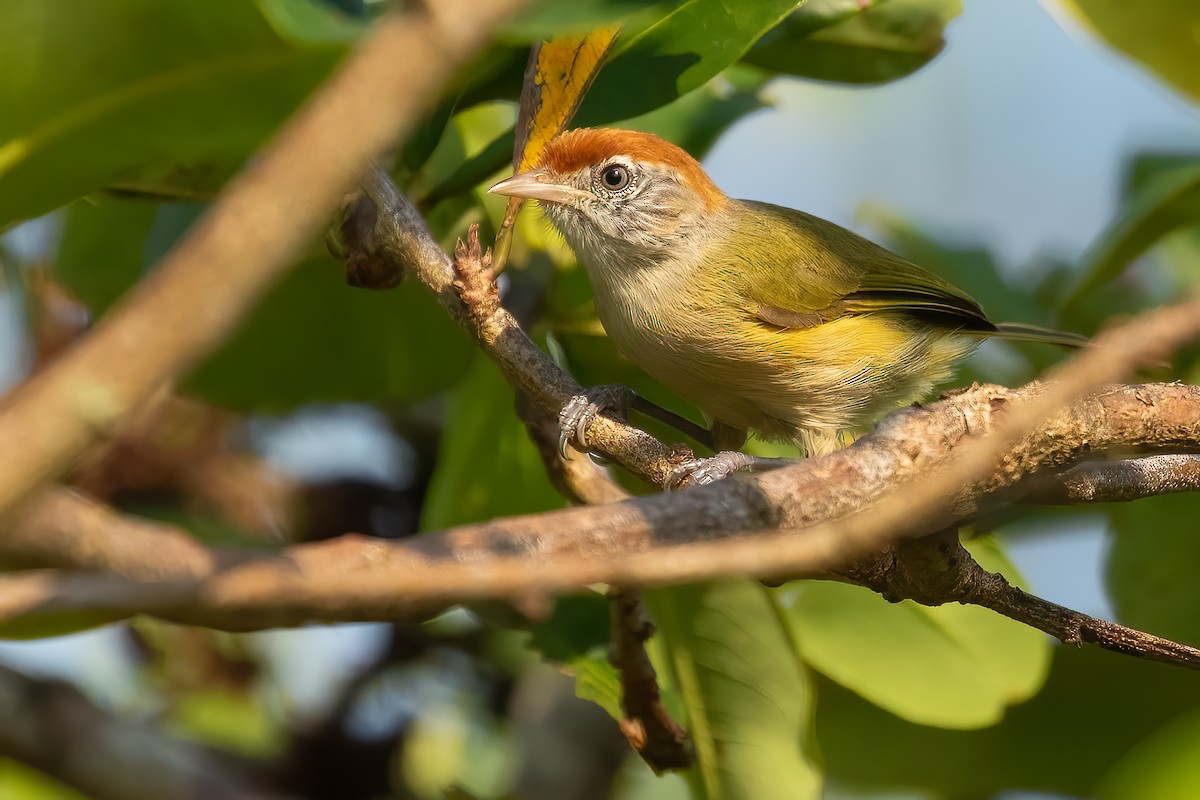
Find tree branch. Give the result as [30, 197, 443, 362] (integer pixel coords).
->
[0, 381, 1197, 632]
[1017, 454, 1200, 505]
[1, 111, 1199, 670]
[0, 0, 525, 521]
[0, 662, 255, 799]
[608, 588, 692, 771]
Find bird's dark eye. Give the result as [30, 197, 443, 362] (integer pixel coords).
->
[599, 164, 632, 192]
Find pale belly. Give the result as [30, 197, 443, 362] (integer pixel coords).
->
[595, 284, 976, 450]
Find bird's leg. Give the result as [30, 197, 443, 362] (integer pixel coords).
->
[627, 395, 715, 450]
[559, 385, 713, 457]
[558, 385, 631, 458]
[663, 452, 794, 491]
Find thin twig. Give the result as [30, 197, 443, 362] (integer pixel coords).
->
[1018, 454, 1200, 505]
[608, 588, 692, 771]
[0, 0, 525, 521]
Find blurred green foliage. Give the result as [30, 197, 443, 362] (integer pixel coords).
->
[2, 0, 1200, 798]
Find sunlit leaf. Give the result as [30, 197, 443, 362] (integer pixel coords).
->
[425, 0, 800, 203]
[1098, 707, 1200, 800]
[575, 0, 803, 126]
[781, 538, 1050, 729]
[645, 581, 821, 800]
[496, 27, 622, 271]
[817, 645, 1200, 797]
[1054, 0, 1200, 103]
[0, 0, 350, 225]
[514, 28, 623, 172]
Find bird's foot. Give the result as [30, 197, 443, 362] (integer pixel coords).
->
[558, 384, 634, 458]
[663, 452, 793, 490]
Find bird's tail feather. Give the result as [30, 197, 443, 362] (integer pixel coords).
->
[990, 322, 1088, 349]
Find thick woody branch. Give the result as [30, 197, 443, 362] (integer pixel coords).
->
[1, 383, 1198, 630]
[0, 0, 524, 521]
[0, 133, 1198, 669]
[0, 662, 255, 799]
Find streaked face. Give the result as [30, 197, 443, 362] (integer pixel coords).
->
[490, 128, 728, 267]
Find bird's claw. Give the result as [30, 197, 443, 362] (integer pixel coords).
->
[558, 385, 633, 458]
[663, 451, 756, 490]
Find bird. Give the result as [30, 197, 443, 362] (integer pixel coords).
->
[489, 128, 1085, 486]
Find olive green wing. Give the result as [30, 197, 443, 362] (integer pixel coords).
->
[737, 201, 997, 334]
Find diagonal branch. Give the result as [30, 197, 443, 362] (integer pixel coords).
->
[0, 0, 525, 522]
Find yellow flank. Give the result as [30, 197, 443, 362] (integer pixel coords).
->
[516, 26, 621, 172]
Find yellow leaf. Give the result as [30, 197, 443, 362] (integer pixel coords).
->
[514, 25, 622, 171]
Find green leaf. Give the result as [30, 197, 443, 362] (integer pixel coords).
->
[0, 610, 130, 641]
[58, 199, 474, 412]
[1107, 493, 1200, 646]
[817, 644, 1200, 797]
[575, 0, 803, 126]
[506, 0, 665, 40]
[619, 65, 770, 158]
[0, 758, 88, 800]
[572, 652, 626, 721]
[744, 0, 962, 85]
[781, 537, 1051, 729]
[1098, 707, 1200, 800]
[420, 353, 566, 530]
[184, 253, 473, 411]
[1061, 159, 1200, 312]
[0, 0, 350, 225]
[527, 593, 612, 663]
[644, 581, 821, 800]
[424, 0, 793, 205]
[55, 197, 157, 314]
[1054, 0, 1200, 104]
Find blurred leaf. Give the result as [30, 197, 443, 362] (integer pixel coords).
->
[0, 759, 87, 800]
[506, 0, 663, 39]
[185, 254, 473, 411]
[421, 354, 565, 530]
[528, 594, 612, 662]
[170, 688, 284, 757]
[0, 610, 129, 641]
[1055, 0, 1200, 104]
[645, 581, 821, 800]
[817, 644, 1200, 797]
[782, 538, 1050, 729]
[425, 0, 797, 204]
[55, 197, 157, 313]
[0, 0, 349, 225]
[1098, 707, 1200, 800]
[572, 652, 625, 720]
[1062, 159, 1200, 312]
[1107, 493, 1200, 647]
[65, 199, 475, 411]
[575, 0, 803, 126]
[744, 0, 962, 84]
[255, 0, 366, 45]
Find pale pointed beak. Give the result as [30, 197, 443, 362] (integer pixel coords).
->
[488, 170, 591, 205]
